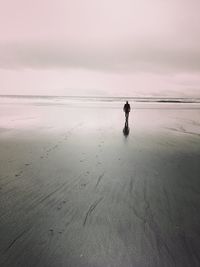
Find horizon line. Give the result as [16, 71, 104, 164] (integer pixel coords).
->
[0, 94, 200, 100]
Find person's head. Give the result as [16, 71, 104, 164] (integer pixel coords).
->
[126, 101, 128, 104]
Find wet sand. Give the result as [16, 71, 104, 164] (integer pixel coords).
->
[0, 101, 200, 267]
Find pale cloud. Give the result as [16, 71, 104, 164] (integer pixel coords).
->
[0, 0, 200, 96]
[0, 41, 200, 73]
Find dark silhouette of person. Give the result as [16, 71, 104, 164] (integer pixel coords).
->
[123, 101, 131, 123]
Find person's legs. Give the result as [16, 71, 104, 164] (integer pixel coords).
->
[125, 112, 129, 122]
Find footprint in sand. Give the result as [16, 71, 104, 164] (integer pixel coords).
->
[57, 200, 67, 210]
[15, 171, 23, 177]
[80, 183, 87, 188]
[49, 229, 54, 236]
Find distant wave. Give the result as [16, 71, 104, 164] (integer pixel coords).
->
[0, 95, 200, 104]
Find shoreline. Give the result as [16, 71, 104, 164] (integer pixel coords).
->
[1, 94, 200, 104]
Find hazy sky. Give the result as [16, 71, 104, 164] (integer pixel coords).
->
[0, 0, 200, 97]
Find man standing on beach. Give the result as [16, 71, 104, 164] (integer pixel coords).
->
[123, 101, 131, 123]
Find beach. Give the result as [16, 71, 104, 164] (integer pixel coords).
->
[0, 98, 200, 267]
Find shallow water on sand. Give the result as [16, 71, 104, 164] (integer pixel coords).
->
[0, 101, 200, 267]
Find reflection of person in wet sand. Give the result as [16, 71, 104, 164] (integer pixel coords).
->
[123, 101, 131, 123]
[123, 122, 129, 136]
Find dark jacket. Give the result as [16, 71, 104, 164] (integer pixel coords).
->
[123, 103, 130, 113]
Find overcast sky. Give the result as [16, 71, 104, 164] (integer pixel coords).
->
[0, 0, 200, 97]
